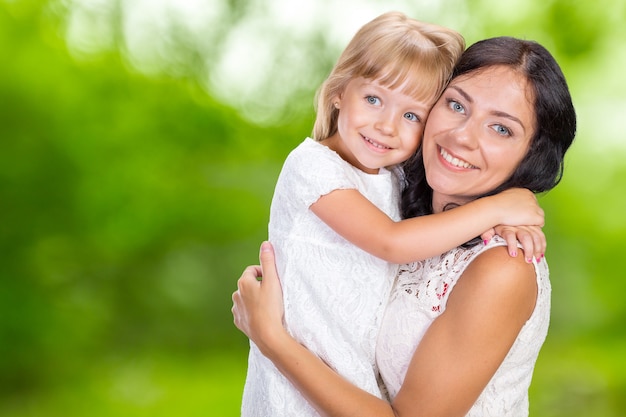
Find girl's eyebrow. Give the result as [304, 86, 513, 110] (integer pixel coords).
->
[449, 85, 526, 132]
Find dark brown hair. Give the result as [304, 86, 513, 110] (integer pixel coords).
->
[401, 36, 577, 220]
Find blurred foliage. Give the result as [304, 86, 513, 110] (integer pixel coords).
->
[0, 0, 624, 416]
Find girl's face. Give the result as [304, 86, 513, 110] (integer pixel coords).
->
[325, 77, 434, 174]
[422, 65, 536, 212]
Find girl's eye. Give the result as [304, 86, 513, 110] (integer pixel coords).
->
[366, 95, 381, 105]
[447, 99, 465, 114]
[403, 112, 419, 122]
[492, 124, 512, 136]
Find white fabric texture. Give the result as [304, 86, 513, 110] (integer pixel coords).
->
[242, 138, 402, 417]
[376, 236, 551, 417]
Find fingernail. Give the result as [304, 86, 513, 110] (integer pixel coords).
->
[260, 241, 271, 252]
[483, 240, 488, 245]
[510, 250, 517, 257]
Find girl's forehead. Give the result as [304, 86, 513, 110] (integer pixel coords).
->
[365, 74, 440, 104]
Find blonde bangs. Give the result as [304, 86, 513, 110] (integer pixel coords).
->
[351, 37, 454, 103]
[313, 12, 464, 141]
[379, 52, 449, 102]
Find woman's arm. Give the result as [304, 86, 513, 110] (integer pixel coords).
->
[311, 187, 545, 264]
[232, 242, 538, 417]
[392, 246, 537, 416]
[232, 242, 396, 417]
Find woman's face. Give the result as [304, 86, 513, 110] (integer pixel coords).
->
[421, 65, 536, 212]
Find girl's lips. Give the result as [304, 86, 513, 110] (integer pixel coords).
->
[362, 134, 391, 151]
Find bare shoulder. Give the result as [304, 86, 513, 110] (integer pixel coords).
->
[450, 246, 538, 321]
[465, 245, 536, 284]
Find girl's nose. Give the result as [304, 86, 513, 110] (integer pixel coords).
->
[374, 110, 396, 136]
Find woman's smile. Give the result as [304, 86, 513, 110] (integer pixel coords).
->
[423, 65, 535, 210]
[438, 146, 477, 170]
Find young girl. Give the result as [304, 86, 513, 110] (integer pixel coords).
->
[241, 12, 544, 417]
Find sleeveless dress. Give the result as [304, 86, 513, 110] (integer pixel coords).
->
[376, 236, 551, 416]
[241, 138, 401, 416]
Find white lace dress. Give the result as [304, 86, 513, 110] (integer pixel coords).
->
[376, 236, 551, 416]
[241, 138, 401, 417]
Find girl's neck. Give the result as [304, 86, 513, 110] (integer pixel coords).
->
[321, 135, 380, 175]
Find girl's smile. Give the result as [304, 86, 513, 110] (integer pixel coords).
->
[324, 77, 435, 174]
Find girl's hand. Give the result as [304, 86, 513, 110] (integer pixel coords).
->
[491, 188, 545, 227]
[481, 225, 546, 263]
[232, 242, 286, 353]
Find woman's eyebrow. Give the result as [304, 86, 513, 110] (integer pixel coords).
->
[450, 85, 472, 103]
[492, 111, 525, 131]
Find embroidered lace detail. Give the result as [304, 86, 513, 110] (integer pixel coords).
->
[377, 236, 551, 416]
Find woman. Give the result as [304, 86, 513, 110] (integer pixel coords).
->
[232, 36, 576, 416]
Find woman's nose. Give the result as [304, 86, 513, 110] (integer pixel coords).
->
[451, 120, 478, 149]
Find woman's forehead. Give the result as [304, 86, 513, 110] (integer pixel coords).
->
[451, 66, 532, 97]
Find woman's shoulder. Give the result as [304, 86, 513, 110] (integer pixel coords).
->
[453, 243, 538, 321]
[464, 236, 537, 280]
[467, 246, 536, 283]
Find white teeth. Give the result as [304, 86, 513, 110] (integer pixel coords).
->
[440, 148, 476, 169]
[363, 136, 390, 149]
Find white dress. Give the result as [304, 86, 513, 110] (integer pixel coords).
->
[376, 236, 551, 416]
[242, 138, 401, 416]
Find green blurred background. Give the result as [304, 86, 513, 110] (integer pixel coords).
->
[1, 0, 624, 415]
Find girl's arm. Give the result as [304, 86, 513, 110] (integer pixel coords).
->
[311, 187, 545, 263]
[232, 242, 537, 417]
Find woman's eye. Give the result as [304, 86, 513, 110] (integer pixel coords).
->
[492, 124, 512, 136]
[403, 112, 419, 122]
[448, 99, 464, 113]
[366, 95, 381, 105]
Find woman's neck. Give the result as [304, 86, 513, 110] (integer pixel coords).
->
[431, 192, 471, 214]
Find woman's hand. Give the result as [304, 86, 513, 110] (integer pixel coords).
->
[232, 241, 286, 354]
[481, 225, 545, 263]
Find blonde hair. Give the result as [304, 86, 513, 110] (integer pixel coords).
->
[312, 11, 465, 141]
